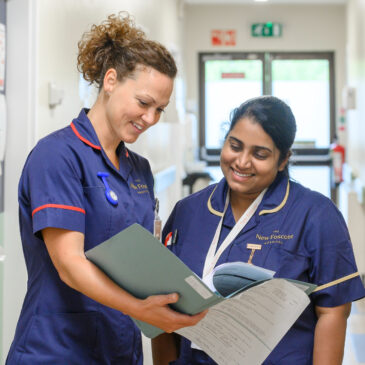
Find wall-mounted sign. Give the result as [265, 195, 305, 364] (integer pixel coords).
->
[221, 72, 245, 79]
[251, 22, 282, 38]
[211, 30, 236, 46]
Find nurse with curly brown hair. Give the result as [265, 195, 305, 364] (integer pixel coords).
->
[6, 13, 205, 365]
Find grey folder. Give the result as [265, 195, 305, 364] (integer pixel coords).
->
[85, 223, 316, 339]
[85, 223, 224, 338]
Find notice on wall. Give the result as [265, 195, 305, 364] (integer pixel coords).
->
[211, 29, 236, 46]
[0, 23, 5, 92]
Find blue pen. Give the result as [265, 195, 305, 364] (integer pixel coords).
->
[97, 172, 118, 206]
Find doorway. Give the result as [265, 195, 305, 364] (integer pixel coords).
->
[199, 52, 335, 200]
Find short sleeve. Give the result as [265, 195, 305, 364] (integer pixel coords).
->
[305, 198, 365, 307]
[20, 138, 86, 235]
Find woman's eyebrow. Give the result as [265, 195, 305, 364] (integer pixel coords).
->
[255, 145, 273, 153]
[137, 94, 170, 108]
[229, 136, 273, 152]
[228, 136, 243, 145]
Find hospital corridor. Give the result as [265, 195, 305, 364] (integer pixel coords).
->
[1, 0, 365, 364]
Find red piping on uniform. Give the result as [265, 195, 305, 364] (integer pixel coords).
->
[70, 122, 101, 150]
[32, 204, 86, 217]
[125, 149, 129, 158]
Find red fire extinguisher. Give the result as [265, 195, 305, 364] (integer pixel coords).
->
[331, 136, 345, 184]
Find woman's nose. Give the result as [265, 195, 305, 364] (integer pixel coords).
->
[236, 152, 252, 168]
[142, 109, 157, 125]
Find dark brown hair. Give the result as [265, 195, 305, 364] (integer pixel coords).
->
[77, 12, 177, 89]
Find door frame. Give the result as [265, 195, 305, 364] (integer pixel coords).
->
[198, 51, 336, 201]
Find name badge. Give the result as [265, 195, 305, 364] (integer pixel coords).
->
[247, 243, 262, 264]
[247, 243, 262, 250]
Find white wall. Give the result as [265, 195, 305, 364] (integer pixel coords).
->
[3, 0, 38, 364]
[344, 0, 365, 275]
[183, 3, 346, 131]
[346, 0, 365, 183]
[3, 0, 184, 363]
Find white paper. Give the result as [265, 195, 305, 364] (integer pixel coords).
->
[177, 279, 310, 365]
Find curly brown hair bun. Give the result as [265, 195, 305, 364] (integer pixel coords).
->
[77, 12, 177, 89]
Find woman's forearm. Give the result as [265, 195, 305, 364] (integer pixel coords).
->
[43, 227, 207, 333]
[313, 303, 351, 365]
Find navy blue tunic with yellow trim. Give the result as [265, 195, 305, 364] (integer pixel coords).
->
[7, 109, 155, 364]
[163, 172, 365, 365]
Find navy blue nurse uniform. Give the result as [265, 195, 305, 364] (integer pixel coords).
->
[7, 109, 155, 364]
[163, 172, 365, 365]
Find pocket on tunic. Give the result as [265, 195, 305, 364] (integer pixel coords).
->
[264, 244, 310, 280]
[83, 186, 113, 244]
[18, 312, 99, 364]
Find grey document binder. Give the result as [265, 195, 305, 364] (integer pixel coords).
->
[85, 223, 224, 338]
[85, 222, 315, 349]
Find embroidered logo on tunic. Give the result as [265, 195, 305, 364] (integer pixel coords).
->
[255, 230, 294, 245]
[130, 182, 149, 194]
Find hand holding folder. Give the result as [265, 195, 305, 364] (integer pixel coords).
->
[130, 292, 206, 334]
[86, 223, 315, 365]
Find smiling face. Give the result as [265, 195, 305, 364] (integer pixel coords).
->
[103, 66, 173, 145]
[220, 117, 288, 203]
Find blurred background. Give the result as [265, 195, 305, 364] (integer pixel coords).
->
[0, 0, 364, 363]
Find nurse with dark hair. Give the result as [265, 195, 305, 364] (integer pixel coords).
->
[153, 96, 365, 365]
[6, 12, 205, 365]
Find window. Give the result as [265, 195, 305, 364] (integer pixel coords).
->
[199, 52, 335, 199]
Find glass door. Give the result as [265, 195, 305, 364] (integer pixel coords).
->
[270, 54, 334, 148]
[199, 53, 264, 160]
[199, 52, 335, 200]
[269, 53, 335, 199]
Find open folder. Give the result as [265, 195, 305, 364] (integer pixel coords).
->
[86, 223, 316, 365]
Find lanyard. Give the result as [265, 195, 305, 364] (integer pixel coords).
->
[202, 188, 267, 278]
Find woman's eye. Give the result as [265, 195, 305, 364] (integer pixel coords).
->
[157, 108, 165, 114]
[138, 100, 148, 107]
[254, 152, 267, 159]
[230, 144, 241, 151]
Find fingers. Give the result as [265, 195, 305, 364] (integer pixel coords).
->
[160, 293, 179, 305]
[147, 293, 179, 309]
[193, 309, 208, 323]
[139, 294, 208, 333]
[179, 309, 208, 327]
[166, 308, 208, 332]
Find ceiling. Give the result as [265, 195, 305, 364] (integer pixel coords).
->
[184, 0, 346, 4]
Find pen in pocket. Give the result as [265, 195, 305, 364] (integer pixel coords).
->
[153, 198, 162, 241]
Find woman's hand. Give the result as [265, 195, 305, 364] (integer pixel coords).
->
[132, 293, 207, 333]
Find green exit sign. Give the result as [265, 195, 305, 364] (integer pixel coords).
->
[251, 22, 282, 37]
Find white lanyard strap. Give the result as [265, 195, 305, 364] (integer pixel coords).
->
[202, 188, 267, 278]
